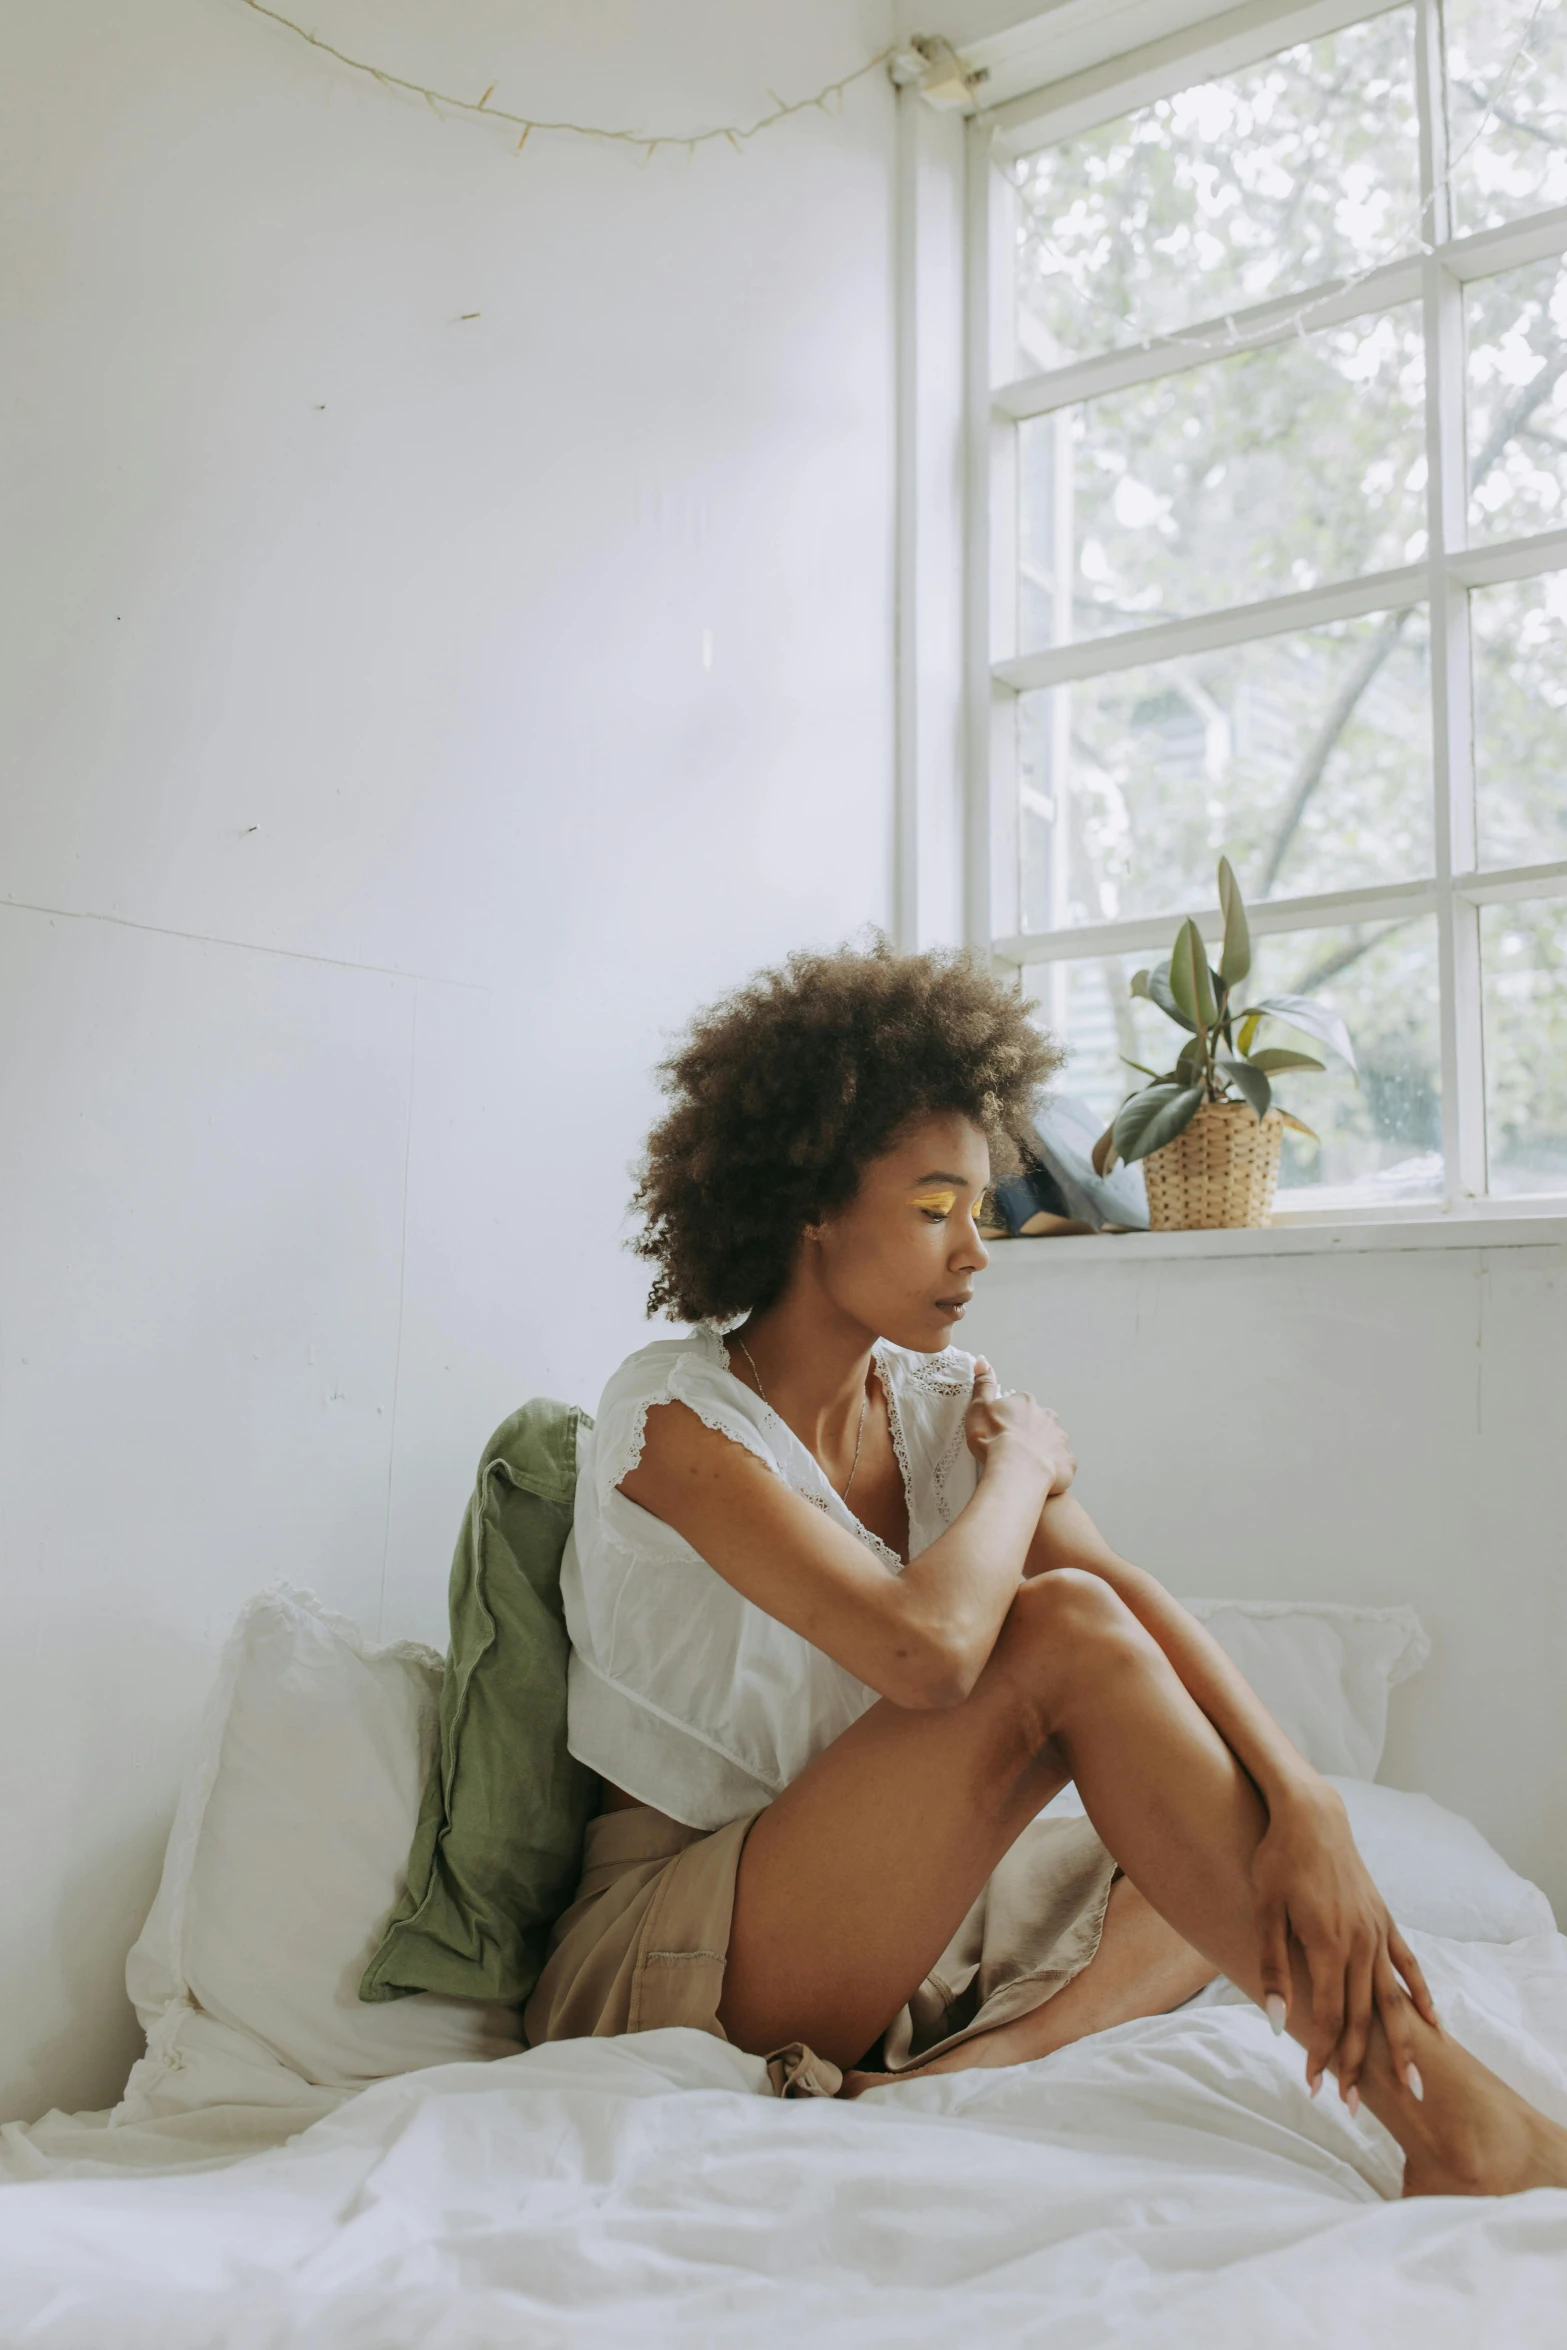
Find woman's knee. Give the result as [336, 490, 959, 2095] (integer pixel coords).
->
[995, 1569, 1158, 1717]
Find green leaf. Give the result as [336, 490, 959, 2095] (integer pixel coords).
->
[1218, 1056, 1272, 1121]
[1129, 968, 1152, 999]
[1237, 1011, 1262, 1056]
[1245, 1046, 1326, 1075]
[1091, 1120, 1119, 1175]
[1143, 959, 1196, 1033]
[1175, 1036, 1207, 1088]
[1118, 1056, 1167, 1080]
[1110, 1083, 1181, 1156]
[1277, 1110, 1319, 1141]
[1241, 993, 1357, 1071]
[1168, 919, 1218, 1033]
[1113, 1082, 1205, 1165]
[1217, 856, 1251, 988]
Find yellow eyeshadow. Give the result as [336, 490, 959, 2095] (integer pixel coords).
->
[909, 1189, 959, 1215]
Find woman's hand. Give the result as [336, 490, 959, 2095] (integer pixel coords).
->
[966, 1361, 1076, 1496]
[1251, 1778, 1438, 2105]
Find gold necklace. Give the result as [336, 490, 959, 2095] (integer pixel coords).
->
[735, 1334, 868, 1503]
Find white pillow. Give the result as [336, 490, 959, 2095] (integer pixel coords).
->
[1046, 1773, 1554, 1943]
[1327, 1778, 1556, 1942]
[117, 1588, 520, 2123]
[1180, 1598, 1429, 1779]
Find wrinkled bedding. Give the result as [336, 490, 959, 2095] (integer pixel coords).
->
[3, 1931, 1566, 2348]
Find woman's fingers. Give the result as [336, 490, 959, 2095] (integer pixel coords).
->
[1305, 1950, 1348, 2098]
[1374, 1950, 1422, 2099]
[1388, 1923, 1439, 2029]
[1333, 1937, 1376, 2105]
[970, 1358, 998, 1400]
[1254, 1895, 1292, 2036]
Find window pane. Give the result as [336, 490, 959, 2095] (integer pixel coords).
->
[1467, 256, 1567, 545]
[1472, 572, 1567, 869]
[1448, 0, 1567, 235]
[1482, 897, 1567, 1194]
[1017, 310, 1426, 653]
[1018, 616, 1432, 932]
[1011, 11, 1419, 372]
[1023, 955, 1184, 1130]
[1250, 920, 1443, 1204]
[1027, 918, 1444, 1209]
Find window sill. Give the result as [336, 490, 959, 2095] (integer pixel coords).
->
[981, 1203, 1567, 1266]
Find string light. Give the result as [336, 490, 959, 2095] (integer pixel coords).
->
[232, 0, 896, 156]
[229, 0, 1551, 351]
[1010, 0, 1552, 365]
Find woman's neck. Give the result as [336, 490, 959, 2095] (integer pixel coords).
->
[733, 1281, 877, 1463]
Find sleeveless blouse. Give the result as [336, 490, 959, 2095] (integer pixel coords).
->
[560, 1325, 981, 1831]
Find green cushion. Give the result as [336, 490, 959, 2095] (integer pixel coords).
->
[359, 1398, 598, 2009]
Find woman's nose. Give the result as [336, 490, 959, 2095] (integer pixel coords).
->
[955, 1220, 988, 1273]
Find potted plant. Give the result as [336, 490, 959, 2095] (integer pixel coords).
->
[1091, 857, 1356, 1229]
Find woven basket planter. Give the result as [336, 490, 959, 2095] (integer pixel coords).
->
[1142, 1099, 1284, 1230]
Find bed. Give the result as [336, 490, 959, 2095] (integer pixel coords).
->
[2, 1589, 1564, 2345]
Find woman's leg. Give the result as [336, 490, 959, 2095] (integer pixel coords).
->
[719, 1569, 1567, 2195]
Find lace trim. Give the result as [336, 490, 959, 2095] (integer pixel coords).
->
[887, 1341, 975, 1399]
[797, 1483, 902, 1573]
[595, 1355, 780, 1508]
[878, 1341, 978, 1539]
[873, 1344, 916, 1560]
[927, 1410, 972, 1532]
[595, 1391, 659, 1499]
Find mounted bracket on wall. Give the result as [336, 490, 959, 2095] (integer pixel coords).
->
[887, 36, 986, 110]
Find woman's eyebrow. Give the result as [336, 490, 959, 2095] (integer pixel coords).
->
[910, 1171, 976, 1189]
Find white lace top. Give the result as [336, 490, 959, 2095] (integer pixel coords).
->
[560, 1324, 980, 1831]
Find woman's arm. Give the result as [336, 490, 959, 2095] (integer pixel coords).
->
[618, 1367, 1072, 1712]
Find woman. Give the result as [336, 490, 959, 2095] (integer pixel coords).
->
[527, 942, 1567, 2195]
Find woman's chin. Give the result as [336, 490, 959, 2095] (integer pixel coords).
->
[884, 1310, 967, 1354]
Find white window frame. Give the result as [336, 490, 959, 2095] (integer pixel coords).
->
[961, 0, 1567, 1213]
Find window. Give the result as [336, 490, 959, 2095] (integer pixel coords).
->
[971, 0, 1567, 1211]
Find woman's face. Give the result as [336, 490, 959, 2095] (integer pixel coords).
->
[803, 1111, 992, 1353]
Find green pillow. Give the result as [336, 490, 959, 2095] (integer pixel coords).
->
[359, 1398, 599, 2009]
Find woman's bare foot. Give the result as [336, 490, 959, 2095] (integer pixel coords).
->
[1398, 2055, 1567, 2198]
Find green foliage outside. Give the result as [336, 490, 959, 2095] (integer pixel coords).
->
[1010, 2, 1567, 1200]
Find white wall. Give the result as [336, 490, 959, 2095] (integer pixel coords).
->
[0, 0, 897, 2122]
[965, 1227, 1567, 1918]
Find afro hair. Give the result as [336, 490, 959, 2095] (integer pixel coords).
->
[630, 939, 1061, 1323]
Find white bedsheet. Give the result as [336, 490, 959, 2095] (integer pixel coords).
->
[3, 1931, 1566, 2348]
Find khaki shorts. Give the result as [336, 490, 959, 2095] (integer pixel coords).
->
[523, 1801, 1118, 2097]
